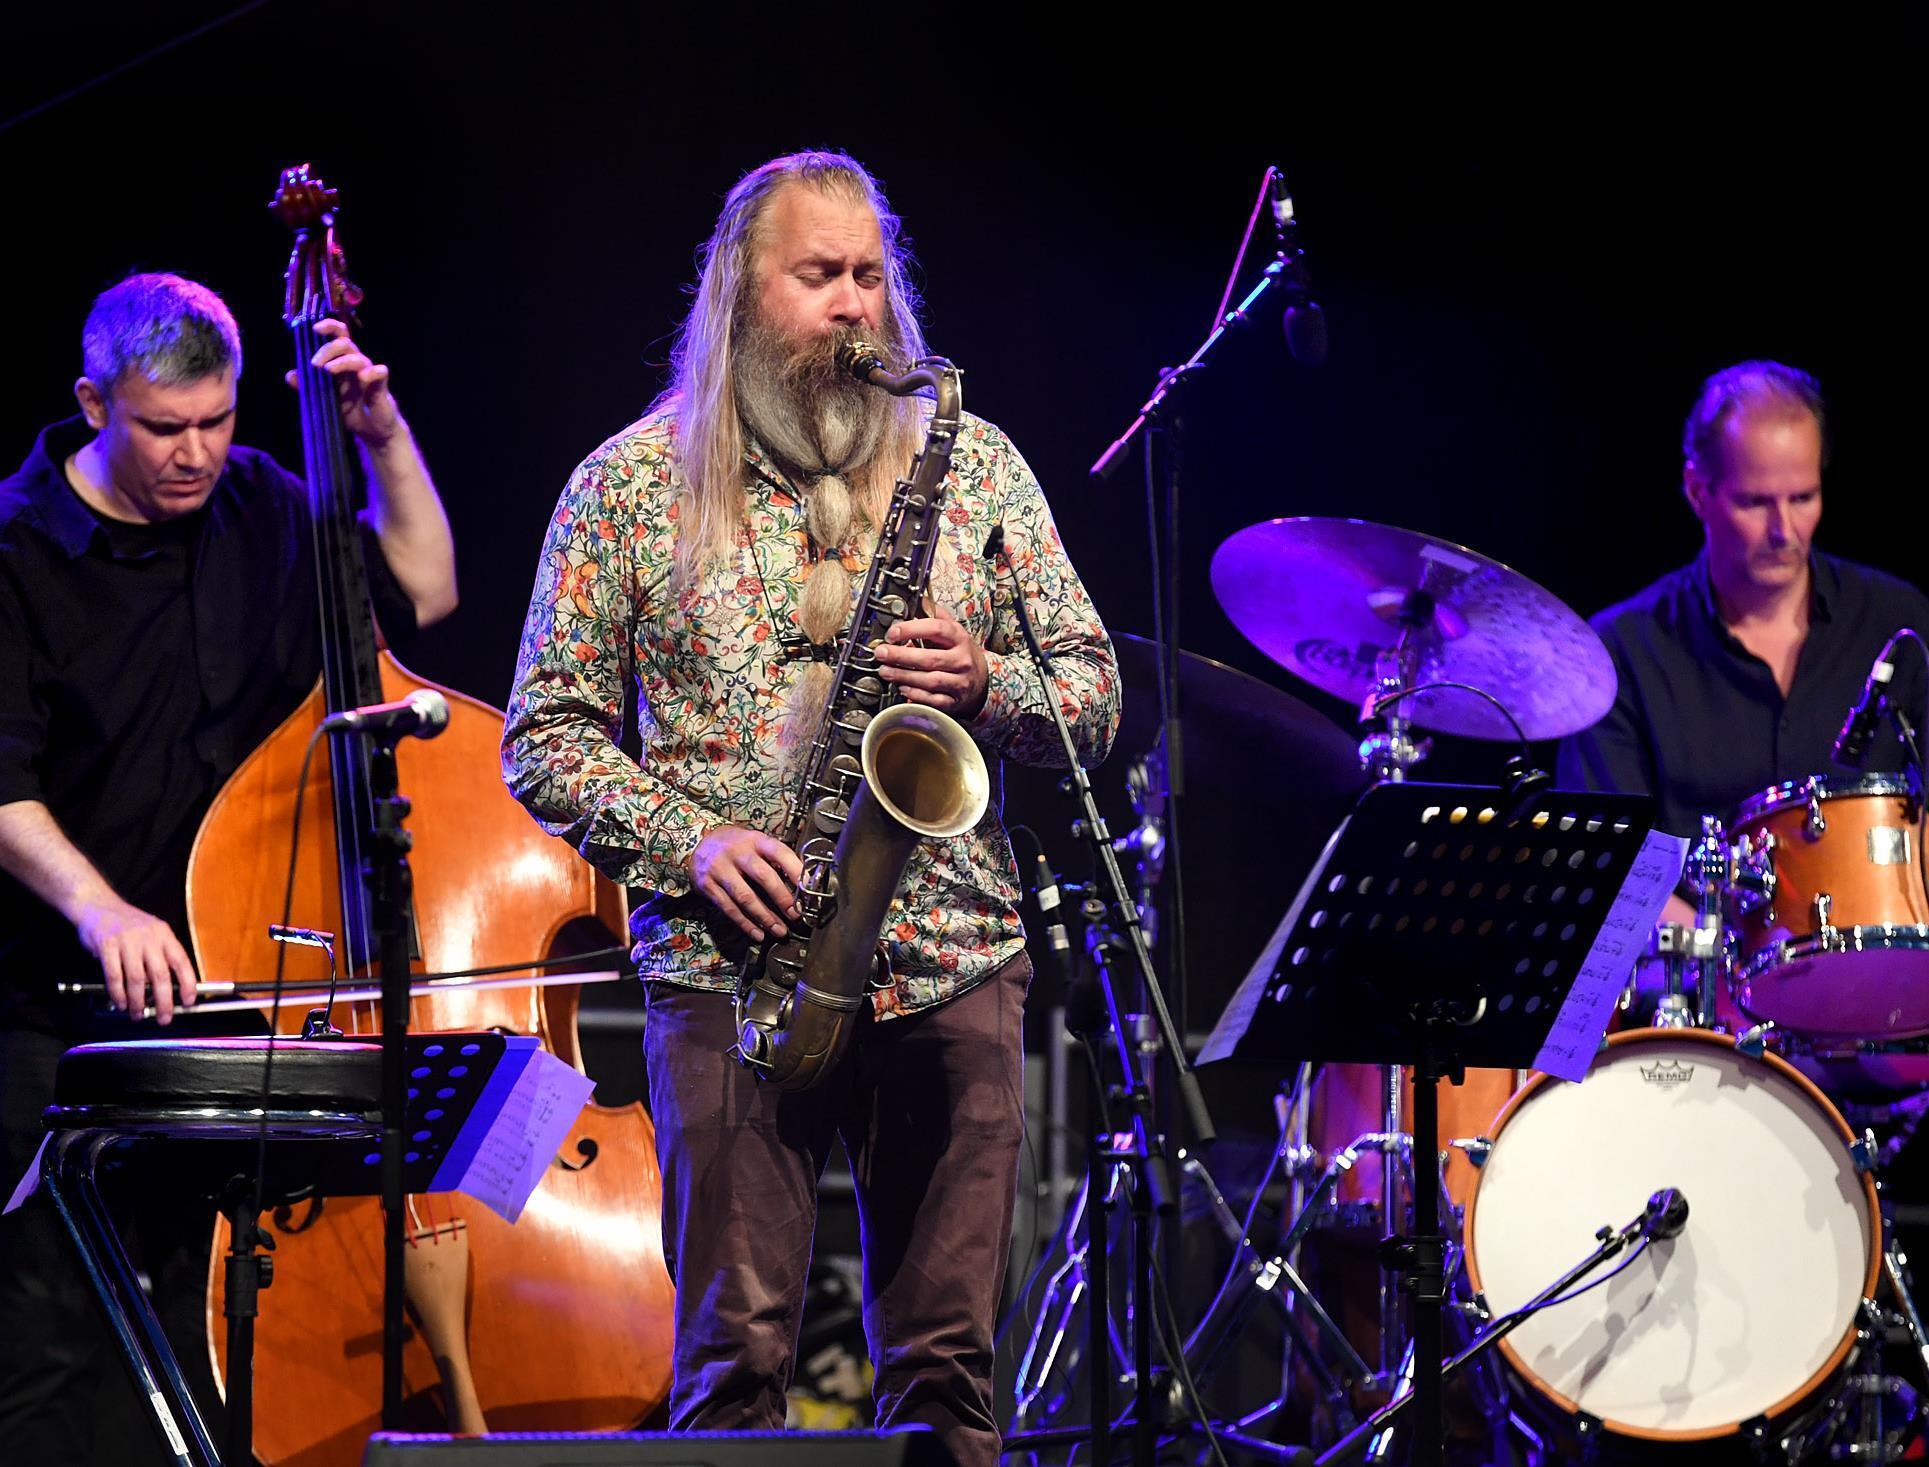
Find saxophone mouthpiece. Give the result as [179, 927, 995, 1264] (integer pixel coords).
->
[837, 339, 888, 385]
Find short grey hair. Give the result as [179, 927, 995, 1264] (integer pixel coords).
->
[82, 272, 243, 391]
[1682, 359, 1827, 481]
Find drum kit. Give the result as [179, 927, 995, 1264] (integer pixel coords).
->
[1008, 516, 1929, 1464]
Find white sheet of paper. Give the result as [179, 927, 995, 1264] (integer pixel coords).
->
[3, 1134, 49, 1215]
[439, 1046, 596, 1224]
[1531, 829, 1689, 1081]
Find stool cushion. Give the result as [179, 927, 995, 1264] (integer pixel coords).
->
[55, 1038, 384, 1112]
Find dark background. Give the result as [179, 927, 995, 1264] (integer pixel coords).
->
[9, 2, 1929, 1436]
[8, 6, 1927, 1032]
[11, 5, 1926, 1031]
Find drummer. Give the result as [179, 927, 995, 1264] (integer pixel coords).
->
[1556, 359, 1929, 925]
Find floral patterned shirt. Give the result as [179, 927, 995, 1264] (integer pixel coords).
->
[502, 402, 1119, 1016]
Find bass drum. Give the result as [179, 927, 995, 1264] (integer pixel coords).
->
[1464, 1030, 1878, 1456]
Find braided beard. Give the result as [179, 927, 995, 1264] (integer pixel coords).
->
[735, 320, 896, 775]
[736, 318, 890, 480]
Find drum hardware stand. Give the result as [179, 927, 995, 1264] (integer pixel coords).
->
[1183, 1140, 1376, 1402]
[995, 561, 1223, 1467]
[1200, 779, 1658, 1467]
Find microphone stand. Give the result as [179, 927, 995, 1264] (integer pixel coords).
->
[1089, 166, 1317, 1332]
[341, 724, 419, 1429]
[991, 536, 1217, 1467]
[1316, 1196, 1678, 1466]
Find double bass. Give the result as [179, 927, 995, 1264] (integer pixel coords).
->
[191, 165, 672, 1464]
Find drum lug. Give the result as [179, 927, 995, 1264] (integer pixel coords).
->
[1738, 1413, 1775, 1464]
[1814, 891, 1835, 937]
[1730, 832, 1777, 916]
[1736, 1021, 1776, 1058]
[1805, 776, 1828, 840]
[1455, 1136, 1493, 1169]
[1574, 1411, 1606, 1464]
[1850, 1128, 1878, 1175]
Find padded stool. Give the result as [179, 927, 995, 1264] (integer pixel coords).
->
[40, 1036, 382, 1467]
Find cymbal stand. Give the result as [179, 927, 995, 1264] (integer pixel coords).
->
[1355, 628, 1428, 1410]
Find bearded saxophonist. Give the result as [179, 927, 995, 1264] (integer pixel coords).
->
[502, 152, 1117, 1465]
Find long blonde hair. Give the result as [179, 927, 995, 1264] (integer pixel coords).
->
[659, 151, 930, 588]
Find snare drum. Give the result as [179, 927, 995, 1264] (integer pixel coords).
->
[1730, 774, 1929, 1039]
[1465, 1030, 1877, 1454]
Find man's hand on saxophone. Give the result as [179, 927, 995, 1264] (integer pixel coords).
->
[690, 827, 804, 941]
[873, 597, 989, 719]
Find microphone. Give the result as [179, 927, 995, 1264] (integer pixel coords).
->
[320, 689, 450, 740]
[1832, 654, 1896, 768]
[1269, 166, 1329, 367]
[982, 524, 1005, 562]
[1643, 1186, 1689, 1241]
[1033, 853, 1072, 965]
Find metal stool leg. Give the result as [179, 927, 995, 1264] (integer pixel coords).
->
[44, 1131, 220, 1467]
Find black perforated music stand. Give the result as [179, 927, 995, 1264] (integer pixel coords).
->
[1200, 781, 1660, 1467]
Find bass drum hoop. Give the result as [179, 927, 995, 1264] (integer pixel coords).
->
[1462, 1028, 1879, 1444]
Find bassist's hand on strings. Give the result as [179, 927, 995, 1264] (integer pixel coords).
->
[690, 826, 804, 941]
[285, 317, 405, 448]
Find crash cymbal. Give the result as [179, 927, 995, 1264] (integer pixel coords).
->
[1209, 517, 1616, 741]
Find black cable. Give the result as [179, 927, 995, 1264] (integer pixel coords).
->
[1485, 1230, 1656, 1334]
[0, 1, 277, 136]
[1148, 1252, 1232, 1467]
[1367, 679, 1532, 760]
[1184, 1073, 1305, 1370]
[247, 723, 329, 1235]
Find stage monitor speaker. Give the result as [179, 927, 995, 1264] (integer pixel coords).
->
[362, 1427, 947, 1465]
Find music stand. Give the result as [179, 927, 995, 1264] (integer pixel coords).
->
[1200, 781, 1668, 1467]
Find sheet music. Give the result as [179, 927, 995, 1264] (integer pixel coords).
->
[438, 1043, 596, 1224]
[1532, 829, 1688, 1082]
[1199, 814, 1353, 1065]
[3, 1135, 49, 1215]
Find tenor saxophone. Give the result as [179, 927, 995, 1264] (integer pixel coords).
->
[734, 342, 991, 1091]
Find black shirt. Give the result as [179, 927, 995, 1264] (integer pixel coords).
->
[1555, 549, 1929, 838]
[0, 416, 415, 1027]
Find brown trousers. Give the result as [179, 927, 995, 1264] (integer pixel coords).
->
[643, 954, 1029, 1467]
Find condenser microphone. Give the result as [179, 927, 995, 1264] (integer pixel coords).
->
[320, 689, 450, 740]
[1269, 166, 1329, 368]
[1832, 654, 1896, 768]
[1644, 1186, 1690, 1241]
[1033, 853, 1072, 963]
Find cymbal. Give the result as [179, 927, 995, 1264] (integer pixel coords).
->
[1209, 517, 1617, 741]
[1107, 632, 1366, 803]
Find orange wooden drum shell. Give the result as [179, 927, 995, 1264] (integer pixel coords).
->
[1733, 786, 1929, 963]
[1307, 1063, 1517, 1216]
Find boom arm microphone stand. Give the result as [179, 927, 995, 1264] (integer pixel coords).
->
[1089, 165, 1324, 1336]
[986, 529, 1218, 1467]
